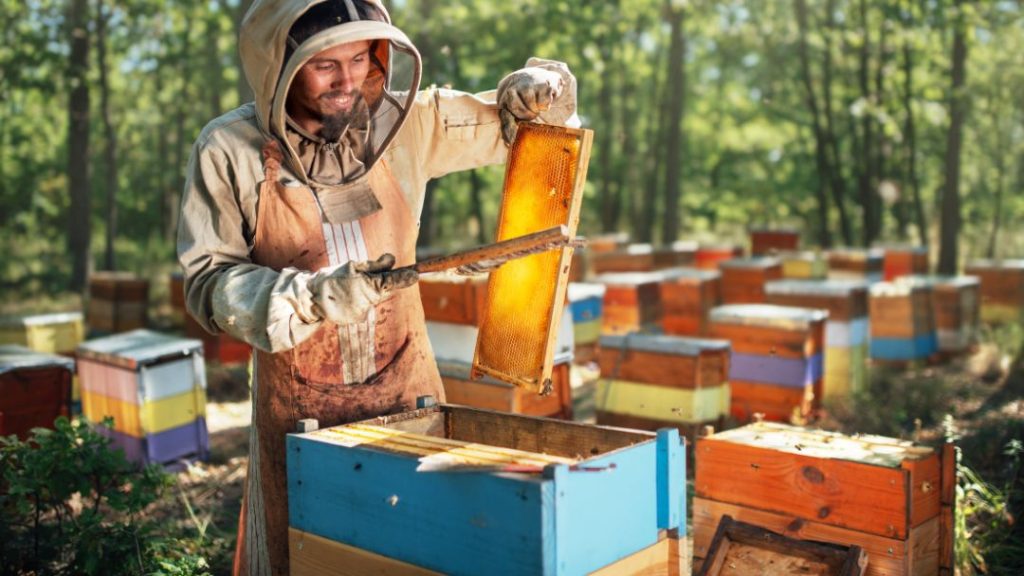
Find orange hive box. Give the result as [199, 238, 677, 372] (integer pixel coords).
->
[652, 241, 698, 270]
[439, 354, 573, 420]
[695, 244, 744, 270]
[827, 249, 884, 283]
[418, 273, 488, 325]
[868, 281, 937, 362]
[0, 345, 74, 439]
[880, 245, 929, 281]
[750, 229, 800, 256]
[777, 250, 828, 279]
[657, 267, 722, 337]
[590, 243, 656, 274]
[899, 276, 978, 355]
[592, 272, 663, 335]
[718, 257, 783, 304]
[964, 259, 1024, 324]
[88, 272, 149, 333]
[472, 124, 592, 392]
[587, 232, 630, 253]
[694, 422, 955, 576]
[709, 304, 827, 422]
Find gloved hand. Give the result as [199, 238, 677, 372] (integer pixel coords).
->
[496, 58, 579, 144]
[309, 253, 418, 324]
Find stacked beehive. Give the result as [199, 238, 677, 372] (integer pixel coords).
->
[710, 305, 827, 422]
[827, 248, 884, 283]
[882, 245, 929, 281]
[765, 280, 870, 401]
[0, 346, 74, 439]
[87, 272, 149, 333]
[693, 422, 954, 576]
[718, 257, 783, 304]
[652, 240, 698, 270]
[0, 312, 86, 412]
[695, 244, 743, 270]
[777, 250, 827, 279]
[567, 282, 605, 363]
[901, 276, 979, 354]
[869, 282, 937, 362]
[288, 406, 689, 575]
[595, 333, 730, 436]
[592, 272, 663, 335]
[421, 273, 574, 418]
[750, 229, 800, 256]
[657, 267, 722, 336]
[590, 243, 656, 274]
[964, 259, 1024, 324]
[77, 330, 208, 467]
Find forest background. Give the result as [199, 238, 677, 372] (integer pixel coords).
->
[0, 0, 1022, 295]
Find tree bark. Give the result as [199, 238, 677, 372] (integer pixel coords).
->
[218, 0, 254, 105]
[97, 0, 118, 271]
[67, 0, 91, 291]
[901, 22, 928, 247]
[938, 0, 968, 275]
[794, 0, 832, 248]
[857, 0, 877, 246]
[204, 13, 223, 118]
[169, 15, 192, 243]
[660, 1, 686, 245]
[468, 169, 487, 244]
[638, 20, 668, 242]
[597, 40, 618, 233]
[822, 0, 853, 246]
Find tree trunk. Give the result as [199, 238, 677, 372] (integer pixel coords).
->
[97, 0, 118, 271]
[794, 0, 832, 248]
[873, 8, 889, 239]
[468, 169, 487, 244]
[597, 40, 618, 233]
[822, 0, 853, 246]
[660, 1, 686, 245]
[416, 180, 438, 249]
[218, 0, 254, 105]
[857, 0, 877, 246]
[169, 16, 192, 243]
[938, 0, 968, 275]
[638, 22, 668, 242]
[67, 0, 91, 291]
[901, 25, 928, 247]
[205, 13, 223, 118]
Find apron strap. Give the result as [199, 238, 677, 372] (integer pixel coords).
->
[261, 139, 284, 183]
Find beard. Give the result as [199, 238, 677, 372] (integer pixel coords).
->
[319, 90, 370, 142]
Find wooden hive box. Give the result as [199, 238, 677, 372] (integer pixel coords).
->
[288, 405, 689, 576]
[592, 272, 663, 335]
[901, 276, 979, 354]
[765, 280, 870, 400]
[652, 241, 698, 270]
[881, 246, 929, 281]
[778, 250, 828, 279]
[567, 282, 605, 363]
[595, 333, 730, 436]
[750, 229, 800, 256]
[169, 272, 186, 326]
[0, 312, 85, 355]
[869, 282, 937, 362]
[590, 243, 656, 274]
[719, 257, 783, 304]
[709, 305, 827, 422]
[87, 271, 150, 333]
[0, 345, 74, 439]
[426, 308, 575, 370]
[693, 422, 955, 576]
[439, 353, 573, 420]
[76, 329, 208, 467]
[657, 267, 722, 336]
[827, 249, 884, 284]
[695, 244, 744, 271]
[587, 232, 630, 254]
[418, 273, 488, 325]
[964, 259, 1024, 324]
[567, 247, 589, 282]
[183, 315, 252, 365]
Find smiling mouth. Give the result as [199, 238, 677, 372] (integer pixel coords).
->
[322, 91, 359, 112]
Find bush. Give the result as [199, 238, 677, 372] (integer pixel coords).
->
[0, 417, 213, 575]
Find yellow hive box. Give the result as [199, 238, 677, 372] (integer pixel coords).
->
[0, 312, 84, 354]
[80, 387, 207, 438]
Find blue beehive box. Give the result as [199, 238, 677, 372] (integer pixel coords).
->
[287, 405, 687, 575]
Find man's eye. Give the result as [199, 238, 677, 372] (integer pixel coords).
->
[314, 63, 335, 71]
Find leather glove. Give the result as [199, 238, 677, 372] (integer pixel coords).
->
[496, 58, 579, 144]
[308, 253, 418, 324]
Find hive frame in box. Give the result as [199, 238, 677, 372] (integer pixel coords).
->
[472, 124, 593, 393]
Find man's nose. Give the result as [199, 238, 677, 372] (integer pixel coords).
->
[333, 67, 357, 94]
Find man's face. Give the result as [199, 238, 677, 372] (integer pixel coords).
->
[286, 40, 373, 137]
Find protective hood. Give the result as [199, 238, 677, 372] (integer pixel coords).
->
[239, 0, 422, 186]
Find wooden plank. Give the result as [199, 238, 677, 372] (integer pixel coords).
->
[595, 411, 722, 443]
[938, 505, 954, 572]
[597, 347, 702, 389]
[907, 514, 940, 576]
[589, 535, 689, 576]
[695, 437, 911, 538]
[728, 380, 813, 423]
[709, 323, 817, 358]
[413, 225, 576, 274]
[692, 497, 909, 576]
[900, 454, 942, 528]
[418, 276, 487, 325]
[596, 379, 728, 424]
[290, 528, 440, 576]
[940, 443, 956, 505]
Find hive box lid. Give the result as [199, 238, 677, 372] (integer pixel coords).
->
[599, 333, 730, 356]
[710, 304, 828, 329]
[966, 259, 1024, 270]
[567, 282, 606, 302]
[0, 311, 84, 328]
[898, 275, 979, 290]
[0, 345, 75, 374]
[591, 271, 664, 287]
[718, 257, 782, 269]
[77, 329, 203, 369]
[765, 279, 869, 297]
[655, 267, 721, 282]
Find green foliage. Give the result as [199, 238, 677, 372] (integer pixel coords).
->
[0, 417, 213, 576]
[955, 440, 1024, 575]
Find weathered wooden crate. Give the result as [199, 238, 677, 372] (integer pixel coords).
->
[652, 241, 698, 270]
[183, 314, 251, 365]
[418, 273, 488, 325]
[695, 244, 744, 271]
[77, 329, 208, 467]
[765, 280, 870, 400]
[827, 249, 884, 284]
[592, 272, 663, 335]
[595, 333, 730, 434]
[87, 272, 150, 333]
[750, 229, 800, 256]
[964, 259, 1024, 324]
[881, 246, 929, 281]
[657, 267, 722, 337]
[901, 276, 979, 354]
[590, 243, 656, 274]
[0, 312, 85, 355]
[719, 257, 784, 304]
[694, 422, 955, 576]
[778, 250, 828, 279]
[439, 354, 573, 419]
[0, 345, 74, 439]
[869, 282, 937, 361]
[287, 405, 689, 576]
[709, 305, 827, 422]
[587, 232, 630, 254]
